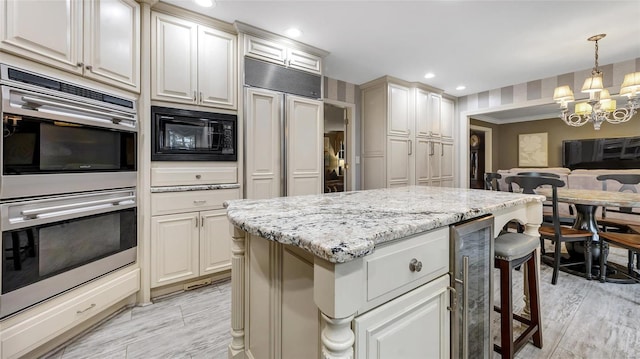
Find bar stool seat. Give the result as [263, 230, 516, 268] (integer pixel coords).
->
[494, 232, 543, 358]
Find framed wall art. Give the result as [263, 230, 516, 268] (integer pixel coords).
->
[518, 132, 548, 167]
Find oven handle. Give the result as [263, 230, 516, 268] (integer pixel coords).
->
[20, 95, 134, 124]
[21, 195, 135, 219]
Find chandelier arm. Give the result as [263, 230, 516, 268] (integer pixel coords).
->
[560, 111, 590, 127]
[607, 107, 635, 124]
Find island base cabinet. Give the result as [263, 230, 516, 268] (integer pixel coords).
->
[242, 233, 450, 359]
[353, 275, 450, 359]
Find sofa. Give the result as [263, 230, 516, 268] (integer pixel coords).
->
[495, 167, 640, 223]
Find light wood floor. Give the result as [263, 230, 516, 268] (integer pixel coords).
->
[44, 249, 639, 359]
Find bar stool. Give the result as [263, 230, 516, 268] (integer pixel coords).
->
[494, 232, 543, 358]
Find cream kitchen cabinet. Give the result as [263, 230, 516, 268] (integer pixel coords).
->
[151, 209, 231, 287]
[0, 0, 141, 92]
[353, 275, 450, 359]
[150, 188, 239, 288]
[362, 76, 455, 189]
[244, 34, 321, 74]
[152, 11, 237, 109]
[1, 268, 139, 359]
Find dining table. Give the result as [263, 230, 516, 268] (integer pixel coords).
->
[536, 188, 640, 281]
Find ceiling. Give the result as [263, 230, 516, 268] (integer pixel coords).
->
[162, 0, 640, 121]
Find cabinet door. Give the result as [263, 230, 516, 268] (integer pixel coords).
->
[387, 83, 411, 137]
[245, 35, 287, 65]
[84, 0, 140, 92]
[428, 93, 442, 137]
[415, 138, 430, 186]
[354, 275, 450, 359]
[245, 88, 282, 199]
[152, 12, 197, 104]
[415, 88, 431, 138]
[387, 136, 410, 188]
[441, 97, 455, 140]
[0, 0, 82, 73]
[287, 48, 321, 74]
[429, 141, 442, 180]
[286, 95, 323, 196]
[200, 209, 232, 275]
[441, 142, 454, 180]
[198, 25, 237, 109]
[151, 213, 199, 287]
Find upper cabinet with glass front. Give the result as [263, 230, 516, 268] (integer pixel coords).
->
[0, 0, 141, 92]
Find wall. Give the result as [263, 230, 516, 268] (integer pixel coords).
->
[456, 57, 640, 187]
[472, 113, 640, 170]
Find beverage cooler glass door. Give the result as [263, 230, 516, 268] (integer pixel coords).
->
[450, 214, 493, 359]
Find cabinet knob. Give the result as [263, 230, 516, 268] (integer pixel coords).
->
[85, 65, 92, 71]
[195, 174, 202, 179]
[409, 258, 422, 272]
[77, 62, 84, 67]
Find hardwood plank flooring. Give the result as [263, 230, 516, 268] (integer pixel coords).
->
[44, 249, 638, 359]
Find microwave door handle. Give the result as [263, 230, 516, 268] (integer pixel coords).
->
[20, 95, 133, 124]
[21, 195, 135, 218]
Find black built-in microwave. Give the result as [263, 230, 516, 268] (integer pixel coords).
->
[151, 106, 237, 161]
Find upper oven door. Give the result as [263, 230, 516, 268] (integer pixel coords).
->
[1, 85, 137, 199]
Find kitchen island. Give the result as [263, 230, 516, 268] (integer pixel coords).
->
[225, 186, 544, 359]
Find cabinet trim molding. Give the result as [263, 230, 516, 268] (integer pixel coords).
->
[234, 21, 329, 58]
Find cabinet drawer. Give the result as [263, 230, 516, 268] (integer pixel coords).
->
[365, 227, 449, 302]
[151, 189, 240, 215]
[151, 166, 237, 186]
[1, 269, 139, 359]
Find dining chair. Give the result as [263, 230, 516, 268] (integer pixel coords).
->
[485, 172, 502, 191]
[598, 231, 640, 283]
[505, 175, 594, 284]
[515, 172, 575, 227]
[596, 173, 640, 271]
[596, 174, 640, 231]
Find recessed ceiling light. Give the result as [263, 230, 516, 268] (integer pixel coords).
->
[285, 28, 303, 38]
[424, 73, 435, 79]
[456, 85, 466, 91]
[194, 0, 215, 8]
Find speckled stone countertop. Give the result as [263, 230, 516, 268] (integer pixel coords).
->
[150, 183, 240, 193]
[225, 186, 545, 263]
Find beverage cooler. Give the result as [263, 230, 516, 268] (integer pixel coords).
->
[450, 214, 494, 359]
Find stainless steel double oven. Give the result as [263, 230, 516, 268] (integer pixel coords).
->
[0, 64, 138, 318]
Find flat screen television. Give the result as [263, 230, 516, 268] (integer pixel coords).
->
[562, 136, 640, 170]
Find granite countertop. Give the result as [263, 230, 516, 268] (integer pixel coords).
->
[225, 186, 544, 263]
[150, 183, 241, 193]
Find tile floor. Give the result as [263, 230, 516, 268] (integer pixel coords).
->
[44, 248, 639, 359]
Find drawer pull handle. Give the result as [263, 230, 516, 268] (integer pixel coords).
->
[76, 303, 96, 314]
[193, 200, 206, 204]
[409, 258, 422, 272]
[195, 174, 202, 179]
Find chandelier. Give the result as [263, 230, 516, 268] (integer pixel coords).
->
[552, 34, 640, 130]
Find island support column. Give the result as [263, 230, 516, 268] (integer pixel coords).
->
[228, 226, 246, 359]
[314, 257, 365, 359]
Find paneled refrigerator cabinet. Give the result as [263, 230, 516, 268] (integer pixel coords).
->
[244, 57, 323, 199]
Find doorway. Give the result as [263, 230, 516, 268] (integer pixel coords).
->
[323, 101, 354, 192]
[469, 124, 493, 189]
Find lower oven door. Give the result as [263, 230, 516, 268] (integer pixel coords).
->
[0, 188, 137, 318]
